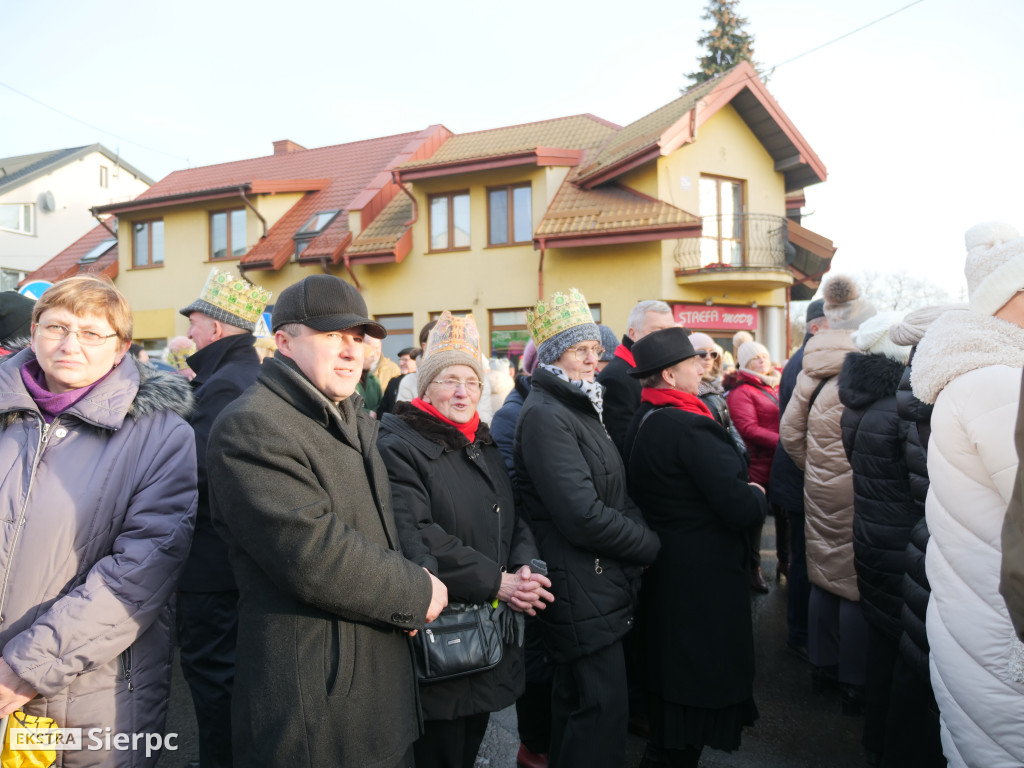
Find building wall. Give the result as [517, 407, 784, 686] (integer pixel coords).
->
[0, 150, 150, 280]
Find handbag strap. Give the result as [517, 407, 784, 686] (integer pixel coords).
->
[807, 376, 832, 413]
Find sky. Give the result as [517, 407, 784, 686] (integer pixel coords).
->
[3, 0, 1022, 298]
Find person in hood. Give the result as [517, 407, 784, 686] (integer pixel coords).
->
[780, 274, 877, 715]
[0, 276, 197, 767]
[838, 310, 914, 764]
[913, 222, 1024, 768]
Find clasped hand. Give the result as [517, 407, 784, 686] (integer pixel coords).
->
[497, 565, 554, 616]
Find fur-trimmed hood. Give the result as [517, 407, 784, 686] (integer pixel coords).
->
[838, 351, 907, 411]
[911, 310, 1024, 404]
[0, 345, 193, 428]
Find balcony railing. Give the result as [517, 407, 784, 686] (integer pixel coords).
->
[674, 213, 791, 272]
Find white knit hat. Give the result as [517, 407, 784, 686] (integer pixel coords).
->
[822, 274, 877, 330]
[851, 310, 911, 364]
[737, 341, 770, 369]
[964, 222, 1024, 315]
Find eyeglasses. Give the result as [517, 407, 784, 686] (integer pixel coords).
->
[566, 345, 605, 361]
[37, 324, 119, 347]
[695, 350, 720, 359]
[432, 378, 483, 393]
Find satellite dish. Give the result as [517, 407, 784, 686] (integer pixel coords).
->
[38, 191, 55, 212]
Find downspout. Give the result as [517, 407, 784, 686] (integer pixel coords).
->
[238, 187, 267, 238]
[392, 170, 418, 228]
[537, 238, 546, 300]
[89, 208, 118, 239]
[340, 254, 362, 291]
[785, 286, 791, 358]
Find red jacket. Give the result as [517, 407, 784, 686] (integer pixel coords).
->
[724, 370, 780, 486]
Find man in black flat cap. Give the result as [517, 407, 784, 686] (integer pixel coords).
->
[208, 274, 447, 768]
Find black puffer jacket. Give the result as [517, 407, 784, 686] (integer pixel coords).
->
[839, 351, 917, 641]
[895, 350, 935, 681]
[514, 367, 660, 663]
[378, 403, 538, 721]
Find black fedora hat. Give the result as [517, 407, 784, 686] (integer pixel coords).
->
[629, 327, 698, 378]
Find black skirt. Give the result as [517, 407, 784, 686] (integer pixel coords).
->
[648, 695, 759, 752]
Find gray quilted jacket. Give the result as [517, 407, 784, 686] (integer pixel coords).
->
[0, 347, 197, 767]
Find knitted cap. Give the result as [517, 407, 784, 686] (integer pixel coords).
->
[851, 310, 911, 364]
[688, 331, 715, 350]
[417, 311, 485, 398]
[822, 274, 877, 330]
[521, 339, 539, 375]
[737, 341, 770, 369]
[889, 304, 967, 347]
[537, 323, 601, 365]
[964, 222, 1024, 315]
[597, 324, 618, 362]
[805, 299, 825, 323]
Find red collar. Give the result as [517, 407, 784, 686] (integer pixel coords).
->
[411, 398, 479, 442]
[640, 387, 714, 420]
[613, 344, 635, 367]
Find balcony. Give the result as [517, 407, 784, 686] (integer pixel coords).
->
[674, 213, 795, 292]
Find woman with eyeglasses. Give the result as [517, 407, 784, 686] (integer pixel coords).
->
[623, 328, 766, 768]
[0, 276, 197, 767]
[725, 341, 784, 591]
[514, 289, 660, 768]
[378, 311, 553, 768]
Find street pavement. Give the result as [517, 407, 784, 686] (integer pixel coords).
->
[157, 517, 870, 767]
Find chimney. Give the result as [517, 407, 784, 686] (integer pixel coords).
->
[273, 140, 306, 156]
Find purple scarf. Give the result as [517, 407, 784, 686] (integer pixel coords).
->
[20, 360, 110, 424]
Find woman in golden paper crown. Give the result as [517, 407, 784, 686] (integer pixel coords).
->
[513, 288, 660, 768]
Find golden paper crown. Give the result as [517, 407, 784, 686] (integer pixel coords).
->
[526, 287, 594, 346]
[199, 268, 272, 325]
[426, 310, 481, 360]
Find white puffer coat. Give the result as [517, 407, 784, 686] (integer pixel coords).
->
[912, 310, 1024, 768]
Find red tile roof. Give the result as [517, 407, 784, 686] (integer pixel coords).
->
[25, 220, 120, 284]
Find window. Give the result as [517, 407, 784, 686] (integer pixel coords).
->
[133, 220, 164, 268]
[489, 308, 531, 367]
[488, 184, 532, 246]
[589, 305, 601, 324]
[0, 204, 34, 235]
[210, 209, 247, 260]
[99, 166, 109, 188]
[428, 192, 470, 252]
[79, 238, 117, 265]
[294, 210, 339, 257]
[0, 269, 26, 292]
[375, 314, 414, 361]
[699, 175, 745, 266]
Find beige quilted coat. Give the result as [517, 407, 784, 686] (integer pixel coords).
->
[780, 329, 860, 601]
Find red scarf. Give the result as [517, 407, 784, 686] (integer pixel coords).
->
[641, 387, 715, 420]
[411, 398, 479, 442]
[613, 344, 635, 367]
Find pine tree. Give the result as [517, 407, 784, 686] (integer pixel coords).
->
[687, 0, 760, 86]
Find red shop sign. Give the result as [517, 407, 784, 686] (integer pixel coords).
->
[673, 304, 758, 331]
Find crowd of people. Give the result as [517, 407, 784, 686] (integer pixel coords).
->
[0, 220, 1023, 768]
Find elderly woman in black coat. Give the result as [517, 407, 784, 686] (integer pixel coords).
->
[378, 311, 552, 768]
[515, 288, 660, 768]
[623, 327, 766, 768]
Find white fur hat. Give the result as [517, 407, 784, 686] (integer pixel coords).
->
[822, 274, 877, 330]
[964, 222, 1024, 315]
[737, 341, 770, 369]
[852, 310, 911, 364]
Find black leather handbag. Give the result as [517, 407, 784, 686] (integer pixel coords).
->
[414, 602, 503, 682]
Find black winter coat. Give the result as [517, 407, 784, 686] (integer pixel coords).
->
[769, 339, 808, 512]
[514, 366, 660, 663]
[490, 375, 531, 479]
[895, 350, 935, 681]
[596, 336, 639, 457]
[181, 333, 261, 592]
[624, 402, 766, 707]
[208, 357, 434, 768]
[378, 403, 538, 721]
[839, 352, 918, 641]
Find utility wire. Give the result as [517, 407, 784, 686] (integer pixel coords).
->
[0, 79, 190, 163]
[770, 0, 927, 70]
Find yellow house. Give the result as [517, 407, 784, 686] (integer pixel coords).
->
[30, 62, 834, 362]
